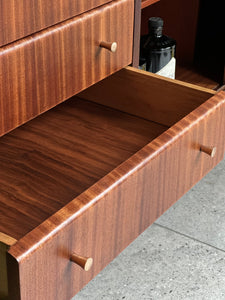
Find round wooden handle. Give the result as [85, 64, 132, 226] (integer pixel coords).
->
[70, 253, 93, 271]
[200, 145, 216, 157]
[100, 41, 117, 53]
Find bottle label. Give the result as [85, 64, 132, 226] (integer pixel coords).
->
[156, 57, 176, 79]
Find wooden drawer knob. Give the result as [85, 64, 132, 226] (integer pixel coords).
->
[100, 41, 117, 53]
[70, 253, 93, 271]
[200, 145, 216, 157]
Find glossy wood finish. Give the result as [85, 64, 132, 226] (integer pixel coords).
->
[0, 0, 112, 47]
[79, 67, 215, 127]
[0, 0, 134, 137]
[5, 69, 225, 300]
[0, 97, 167, 241]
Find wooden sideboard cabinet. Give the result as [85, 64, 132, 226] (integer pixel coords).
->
[0, 1, 225, 299]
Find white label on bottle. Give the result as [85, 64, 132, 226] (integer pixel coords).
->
[156, 57, 176, 79]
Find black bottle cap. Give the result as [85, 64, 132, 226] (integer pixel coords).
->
[148, 17, 164, 28]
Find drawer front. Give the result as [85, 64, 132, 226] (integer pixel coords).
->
[8, 90, 225, 299]
[0, 0, 113, 47]
[0, 0, 134, 137]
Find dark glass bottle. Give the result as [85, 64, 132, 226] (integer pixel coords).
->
[140, 17, 176, 78]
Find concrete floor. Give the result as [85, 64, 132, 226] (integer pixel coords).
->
[73, 156, 225, 300]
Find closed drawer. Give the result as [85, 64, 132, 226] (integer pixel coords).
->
[1, 68, 225, 300]
[0, 0, 113, 47]
[0, 0, 134, 137]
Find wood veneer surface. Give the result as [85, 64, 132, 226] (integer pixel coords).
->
[0, 0, 134, 137]
[8, 91, 225, 300]
[0, 0, 112, 47]
[79, 67, 215, 127]
[0, 97, 167, 241]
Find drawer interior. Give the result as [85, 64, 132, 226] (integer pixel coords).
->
[0, 67, 215, 242]
[79, 67, 216, 127]
[0, 96, 167, 241]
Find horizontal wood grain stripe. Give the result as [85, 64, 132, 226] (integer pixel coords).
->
[0, 0, 112, 47]
[0, 0, 134, 137]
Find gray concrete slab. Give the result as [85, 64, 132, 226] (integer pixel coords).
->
[72, 224, 225, 300]
[156, 157, 225, 250]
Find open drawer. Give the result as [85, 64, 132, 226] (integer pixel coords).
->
[1, 67, 225, 300]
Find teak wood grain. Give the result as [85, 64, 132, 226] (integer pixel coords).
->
[0, 0, 134, 137]
[4, 69, 225, 299]
[0, 0, 112, 47]
[79, 67, 216, 127]
[0, 97, 167, 241]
